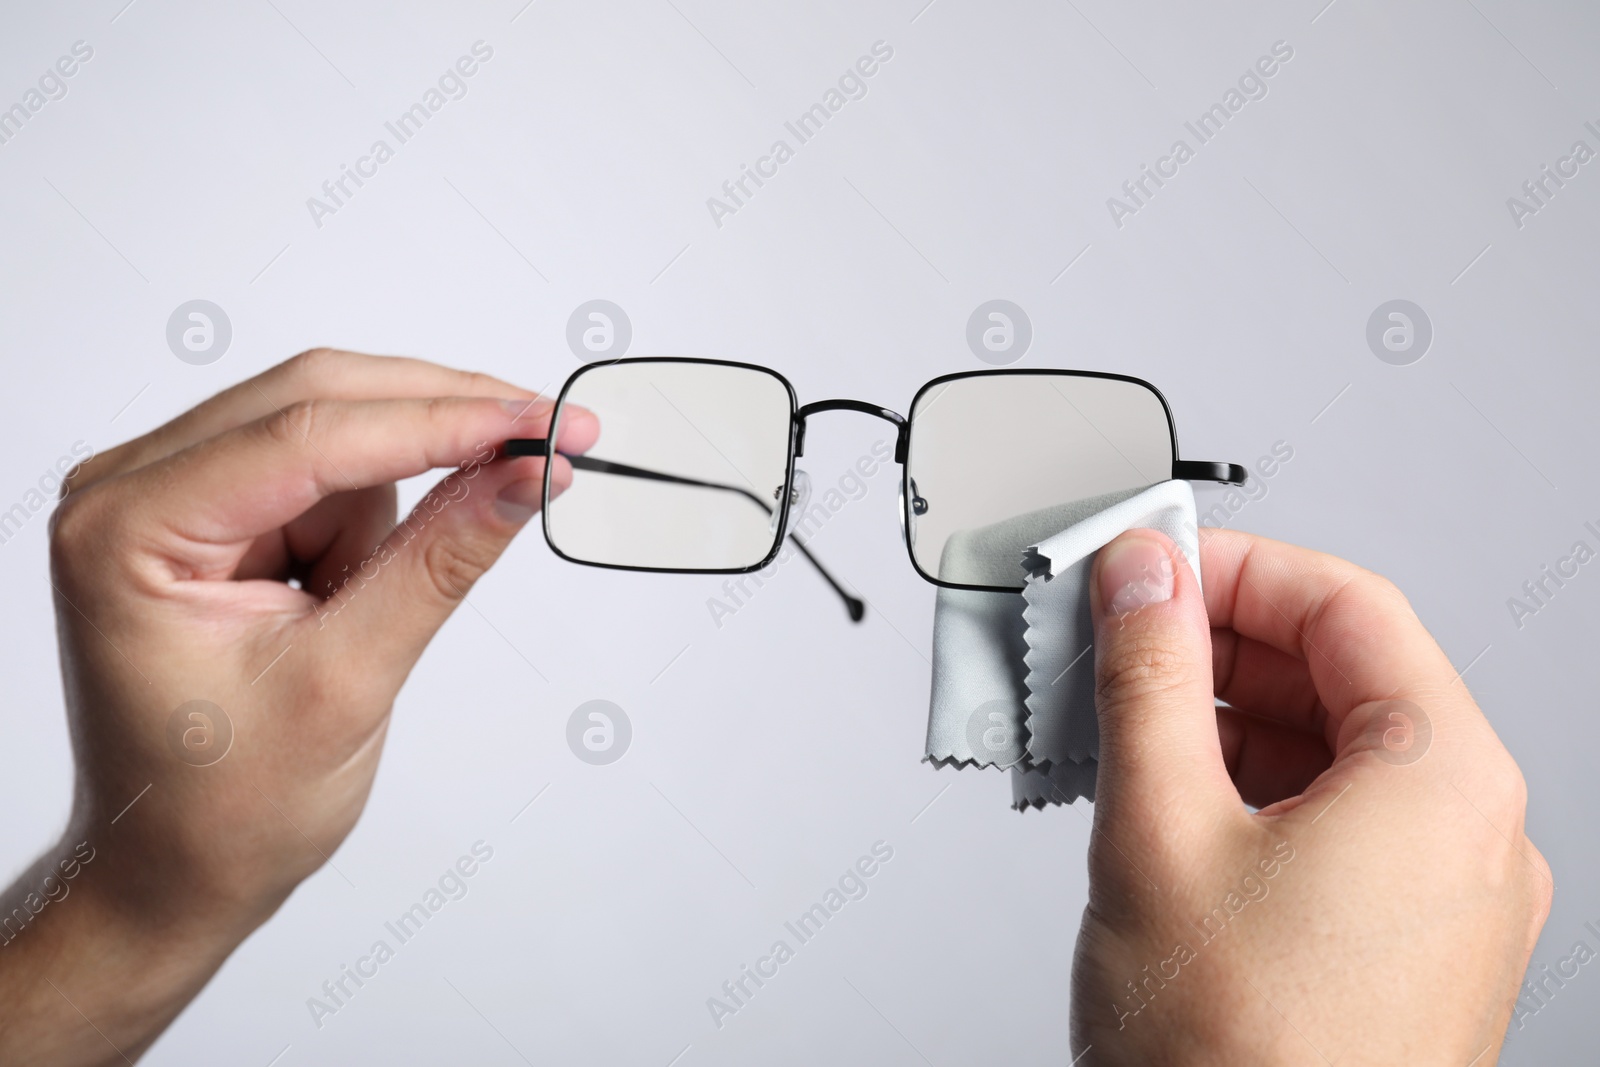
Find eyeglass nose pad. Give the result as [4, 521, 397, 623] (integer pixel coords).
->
[771, 468, 812, 537]
[898, 476, 914, 547]
[899, 476, 926, 547]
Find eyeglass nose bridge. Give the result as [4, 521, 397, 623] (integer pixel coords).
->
[793, 399, 909, 461]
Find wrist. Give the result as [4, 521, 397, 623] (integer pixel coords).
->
[0, 829, 272, 1065]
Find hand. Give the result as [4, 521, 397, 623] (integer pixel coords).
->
[0, 349, 595, 1065]
[1071, 527, 1551, 1066]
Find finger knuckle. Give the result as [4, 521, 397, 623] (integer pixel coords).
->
[1468, 748, 1532, 825]
[263, 399, 323, 449]
[284, 347, 341, 381]
[60, 451, 108, 499]
[48, 488, 109, 580]
[423, 395, 456, 429]
[1096, 635, 1193, 709]
[1354, 569, 1412, 615]
[1529, 848, 1555, 921]
[421, 535, 495, 603]
[458, 369, 503, 396]
[1312, 571, 1416, 645]
[1502, 761, 1531, 815]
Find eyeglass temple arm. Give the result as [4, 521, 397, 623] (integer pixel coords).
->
[1173, 460, 1247, 485]
[504, 439, 865, 623]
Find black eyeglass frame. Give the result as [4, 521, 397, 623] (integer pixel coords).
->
[507, 357, 1246, 604]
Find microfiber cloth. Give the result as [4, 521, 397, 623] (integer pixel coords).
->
[924, 481, 1201, 810]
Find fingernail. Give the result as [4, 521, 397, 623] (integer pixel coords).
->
[494, 478, 542, 524]
[1099, 535, 1174, 617]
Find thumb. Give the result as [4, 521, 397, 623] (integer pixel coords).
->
[1089, 529, 1235, 834]
[316, 451, 569, 675]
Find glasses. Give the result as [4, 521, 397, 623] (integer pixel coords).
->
[507, 358, 1243, 621]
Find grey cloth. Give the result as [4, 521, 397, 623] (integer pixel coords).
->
[924, 481, 1201, 810]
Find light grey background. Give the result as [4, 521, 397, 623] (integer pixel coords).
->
[1, 0, 1595, 1063]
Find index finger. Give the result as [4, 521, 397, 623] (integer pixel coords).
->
[1198, 528, 1463, 733]
[68, 348, 540, 496]
[87, 397, 597, 570]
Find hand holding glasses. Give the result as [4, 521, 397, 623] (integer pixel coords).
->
[507, 359, 1244, 620]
